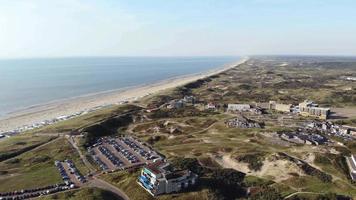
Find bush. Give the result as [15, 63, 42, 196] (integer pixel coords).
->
[314, 154, 332, 165]
[209, 168, 246, 200]
[300, 163, 332, 183]
[81, 113, 133, 147]
[236, 153, 265, 171]
[248, 186, 283, 200]
[171, 157, 205, 176]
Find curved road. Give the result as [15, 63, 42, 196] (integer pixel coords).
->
[87, 177, 130, 200]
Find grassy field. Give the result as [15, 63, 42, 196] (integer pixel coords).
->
[0, 137, 89, 192]
[27, 104, 142, 134]
[0, 134, 57, 161]
[39, 187, 121, 200]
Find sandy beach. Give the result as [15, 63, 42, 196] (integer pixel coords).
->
[0, 57, 248, 133]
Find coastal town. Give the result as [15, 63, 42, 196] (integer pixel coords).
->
[1, 57, 356, 200]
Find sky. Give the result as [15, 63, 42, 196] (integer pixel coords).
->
[0, 0, 356, 58]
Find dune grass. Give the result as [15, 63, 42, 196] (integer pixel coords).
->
[0, 137, 89, 192]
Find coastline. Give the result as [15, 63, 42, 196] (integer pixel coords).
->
[0, 57, 248, 133]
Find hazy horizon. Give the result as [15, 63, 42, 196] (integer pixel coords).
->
[1, 0, 356, 59]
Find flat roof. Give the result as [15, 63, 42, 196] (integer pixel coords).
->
[145, 161, 166, 175]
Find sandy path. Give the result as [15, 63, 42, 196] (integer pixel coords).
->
[0, 58, 248, 133]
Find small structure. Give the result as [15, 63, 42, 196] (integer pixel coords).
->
[346, 155, 356, 181]
[227, 104, 251, 112]
[279, 130, 328, 145]
[206, 102, 216, 110]
[269, 101, 292, 112]
[183, 96, 196, 105]
[299, 100, 330, 120]
[167, 100, 184, 109]
[137, 161, 198, 196]
[225, 116, 263, 129]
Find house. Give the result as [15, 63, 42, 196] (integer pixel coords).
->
[346, 155, 356, 181]
[167, 100, 184, 109]
[206, 102, 216, 110]
[269, 101, 292, 112]
[299, 100, 330, 120]
[227, 104, 251, 112]
[225, 116, 262, 128]
[137, 161, 198, 196]
[183, 96, 196, 105]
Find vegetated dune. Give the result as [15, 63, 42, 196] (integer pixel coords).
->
[212, 153, 304, 182]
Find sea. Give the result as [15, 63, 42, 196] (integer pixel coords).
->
[0, 56, 240, 117]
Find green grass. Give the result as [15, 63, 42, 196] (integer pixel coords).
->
[281, 176, 356, 197]
[0, 137, 89, 192]
[0, 134, 56, 161]
[27, 104, 141, 134]
[39, 187, 121, 200]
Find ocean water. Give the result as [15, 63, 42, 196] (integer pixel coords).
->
[0, 56, 239, 117]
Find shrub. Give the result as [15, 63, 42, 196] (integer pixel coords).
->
[236, 153, 265, 171]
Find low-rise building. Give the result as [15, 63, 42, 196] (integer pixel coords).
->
[225, 116, 263, 129]
[279, 130, 328, 145]
[227, 104, 251, 112]
[167, 100, 184, 109]
[137, 161, 198, 196]
[206, 102, 216, 110]
[269, 101, 292, 112]
[299, 100, 330, 120]
[183, 96, 196, 105]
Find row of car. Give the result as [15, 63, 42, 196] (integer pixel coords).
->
[120, 137, 159, 161]
[110, 140, 140, 164]
[93, 156, 109, 170]
[98, 146, 124, 167]
[0, 183, 73, 200]
[65, 159, 86, 183]
[55, 160, 71, 184]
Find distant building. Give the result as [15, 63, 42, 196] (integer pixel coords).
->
[269, 101, 292, 112]
[345, 76, 356, 81]
[280, 131, 327, 145]
[167, 100, 184, 109]
[206, 102, 216, 110]
[183, 96, 196, 105]
[225, 116, 262, 129]
[227, 104, 251, 112]
[346, 155, 356, 181]
[299, 100, 330, 120]
[137, 161, 198, 196]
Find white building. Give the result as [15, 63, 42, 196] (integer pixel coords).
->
[227, 104, 251, 112]
[137, 161, 198, 196]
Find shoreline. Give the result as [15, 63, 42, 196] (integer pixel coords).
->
[0, 57, 248, 133]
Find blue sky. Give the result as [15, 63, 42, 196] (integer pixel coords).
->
[0, 0, 355, 58]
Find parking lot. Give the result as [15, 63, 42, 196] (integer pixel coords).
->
[88, 136, 162, 171]
[55, 160, 86, 187]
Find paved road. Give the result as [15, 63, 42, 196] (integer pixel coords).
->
[87, 177, 130, 200]
[66, 136, 96, 173]
[284, 191, 323, 199]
